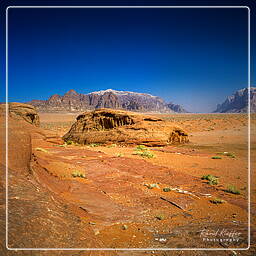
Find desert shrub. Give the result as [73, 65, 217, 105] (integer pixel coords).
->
[107, 144, 117, 148]
[134, 145, 155, 158]
[136, 145, 147, 151]
[122, 224, 128, 230]
[155, 214, 165, 220]
[116, 153, 124, 157]
[224, 152, 235, 158]
[144, 183, 159, 189]
[225, 185, 240, 195]
[57, 144, 66, 147]
[210, 198, 226, 204]
[201, 174, 219, 185]
[208, 179, 219, 185]
[35, 147, 48, 153]
[71, 171, 86, 178]
[65, 140, 73, 145]
[216, 152, 236, 158]
[201, 174, 216, 180]
[163, 187, 171, 192]
[135, 150, 155, 158]
[211, 156, 222, 159]
[89, 143, 101, 147]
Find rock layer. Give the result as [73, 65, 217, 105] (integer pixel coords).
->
[0, 115, 110, 253]
[0, 102, 40, 126]
[63, 108, 189, 146]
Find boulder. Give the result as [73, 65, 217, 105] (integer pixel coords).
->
[0, 102, 40, 126]
[63, 108, 189, 146]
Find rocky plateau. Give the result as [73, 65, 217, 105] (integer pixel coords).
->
[27, 89, 188, 113]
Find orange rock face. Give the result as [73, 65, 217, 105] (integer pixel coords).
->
[63, 108, 189, 146]
[0, 102, 40, 126]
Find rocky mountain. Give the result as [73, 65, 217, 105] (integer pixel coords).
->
[214, 87, 256, 113]
[26, 89, 188, 113]
[167, 102, 189, 113]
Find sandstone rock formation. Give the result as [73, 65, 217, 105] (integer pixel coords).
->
[0, 109, 112, 254]
[27, 89, 186, 113]
[63, 109, 189, 146]
[0, 102, 40, 126]
[214, 87, 256, 113]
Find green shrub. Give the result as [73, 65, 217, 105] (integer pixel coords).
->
[107, 144, 117, 148]
[201, 174, 216, 180]
[35, 147, 48, 153]
[135, 150, 155, 158]
[122, 224, 128, 230]
[201, 174, 219, 185]
[89, 143, 101, 147]
[57, 144, 66, 147]
[211, 156, 222, 159]
[225, 185, 240, 195]
[134, 145, 155, 158]
[144, 183, 159, 189]
[216, 152, 236, 158]
[136, 145, 147, 151]
[210, 198, 226, 204]
[71, 171, 86, 178]
[208, 179, 219, 185]
[224, 152, 236, 158]
[163, 187, 171, 192]
[65, 140, 73, 145]
[155, 214, 165, 220]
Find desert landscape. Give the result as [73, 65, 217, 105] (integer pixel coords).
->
[0, 102, 255, 255]
[2, 5, 254, 255]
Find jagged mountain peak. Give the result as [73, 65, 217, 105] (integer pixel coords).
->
[64, 89, 79, 96]
[214, 87, 256, 113]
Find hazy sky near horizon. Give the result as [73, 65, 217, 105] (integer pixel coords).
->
[6, 7, 249, 112]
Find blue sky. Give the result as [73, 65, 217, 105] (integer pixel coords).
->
[4, 6, 251, 112]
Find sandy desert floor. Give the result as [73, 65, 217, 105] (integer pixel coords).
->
[1, 112, 255, 256]
[32, 112, 255, 254]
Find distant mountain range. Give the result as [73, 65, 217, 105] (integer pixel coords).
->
[214, 87, 256, 113]
[26, 89, 188, 113]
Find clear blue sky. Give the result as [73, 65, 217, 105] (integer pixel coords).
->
[3, 6, 251, 112]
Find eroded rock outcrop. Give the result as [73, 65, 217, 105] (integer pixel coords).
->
[63, 109, 189, 146]
[0, 111, 111, 253]
[0, 102, 40, 126]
